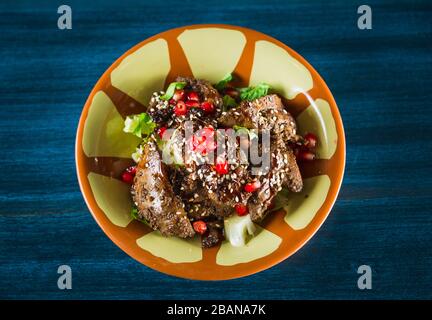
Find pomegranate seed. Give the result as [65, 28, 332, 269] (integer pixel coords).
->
[234, 204, 248, 216]
[190, 136, 204, 152]
[187, 91, 200, 101]
[122, 166, 136, 184]
[193, 220, 207, 235]
[201, 126, 215, 137]
[169, 98, 176, 105]
[157, 126, 167, 139]
[214, 160, 228, 175]
[297, 150, 316, 161]
[121, 172, 134, 184]
[190, 136, 200, 151]
[174, 101, 187, 116]
[201, 101, 215, 113]
[185, 100, 200, 108]
[125, 166, 137, 175]
[244, 180, 261, 193]
[304, 133, 318, 149]
[190, 127, 217, 155]
[173, 89, 185, 101]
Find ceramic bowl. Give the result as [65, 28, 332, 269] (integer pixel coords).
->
[76, 24, 345, 280]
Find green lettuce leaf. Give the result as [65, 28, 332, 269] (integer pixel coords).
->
[160, 81, 186, 100]
[215, 73, 233, 91]
[123, 113, 156, 138]
[239, 83, 270, 101]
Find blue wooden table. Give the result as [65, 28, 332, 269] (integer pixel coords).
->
[1, 0, 431, 299]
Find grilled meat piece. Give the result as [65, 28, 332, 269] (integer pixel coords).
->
[248, 143, 302, 221]
[282, 144, 303, 193]
[218, 94, 303, 222]
[147, 100, 172, 126]
[218, 94, 297, 141]
[218, 94, 303, 193]
[132, 141, 194, 238]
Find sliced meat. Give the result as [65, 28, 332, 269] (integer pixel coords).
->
[197, 162, 252, 218]
[248, 143, 302, 222]
[219, 94, 303, 192]
[217, 94, 303, 222]
[132, 140, 194, 238]
[218, 94, 297, 142]
[283, 145, 303, 192]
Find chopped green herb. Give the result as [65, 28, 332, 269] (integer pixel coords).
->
[215, 73, 233, 91]
[239, 83, 270, 101]
[222, 95, 237, 111]
[131, 207, 139, 219]
[130, 207, 150, 226]
[160, 82, 187, 100]
[123, 113, 156, 138]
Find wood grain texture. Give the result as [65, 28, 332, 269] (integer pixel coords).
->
[0, 0, 431, 299]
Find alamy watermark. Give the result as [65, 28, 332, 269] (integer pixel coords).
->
[357, 265, 372, 290]
[154, 122, 271, 176]
[357, 5, 372, 30]
[57, 5, 72, 30]
[57, 265, 72, 290]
